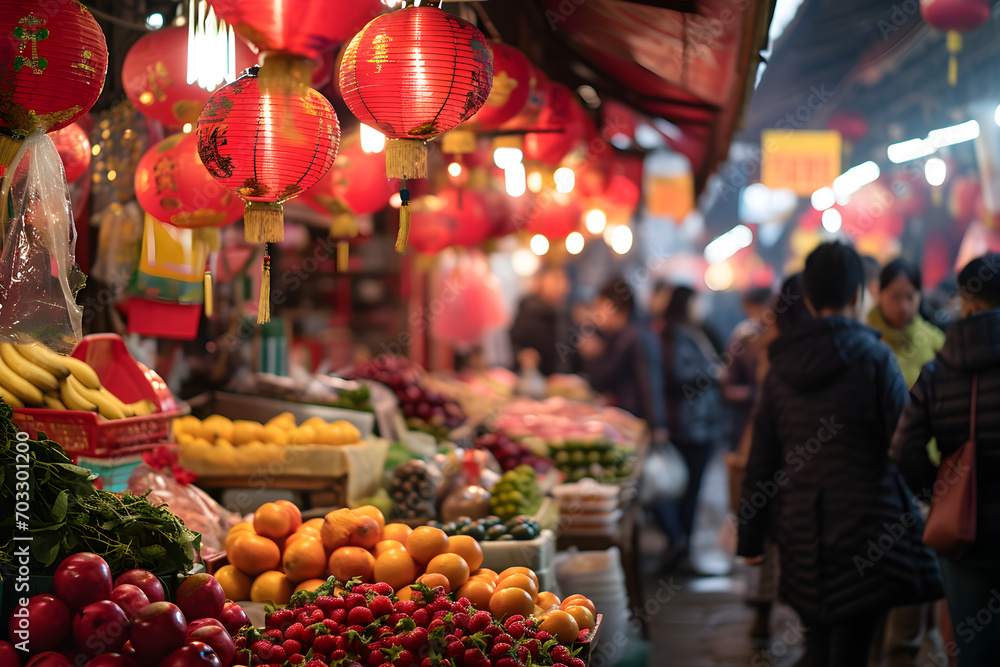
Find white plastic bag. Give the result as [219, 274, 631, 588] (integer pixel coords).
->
[0, 134, 84, 352]
[640, 441, 689, 502]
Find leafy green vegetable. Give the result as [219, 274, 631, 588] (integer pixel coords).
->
[0, 401, 200, 576]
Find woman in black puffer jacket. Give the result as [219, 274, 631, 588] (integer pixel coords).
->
[737, 243, 943, 666]
[891, 253, 1000, 667]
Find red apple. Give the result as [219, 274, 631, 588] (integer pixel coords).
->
[8, 594, 71, 654]
[53, 553, 113, 611]
[186, 619, 226, 634]
[158, 642, 221, 667]
[113, 570, 165, 603]
[84, 654, 138, 667]
[0, 640, 20, 666]
[25, 653, 72, 667]
[175, 574, 225, 622]
[349, 516, 381, 549]
[110, 585, 149, 619]
[217, 603, 249, 636]
[127, 601, 186, 664]
[73, 600, 128, 658]
[187, 626, 235, 666]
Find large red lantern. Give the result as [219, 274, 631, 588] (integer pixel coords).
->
[522, 192, 583, 240]
[523, 84, 586, 166]
[920, 0, 990, 84]
[197, 66, 340, 322]
[501, 67, 549, 130]
[207, 0, 382, 64]
[339, 6, 493, 253]
[408, 189, 491, 255]
[301, 130, 395, 217]
[49, 121, 91, 182]
[462, 43, 533, 131]
[121, 26, 256, 128]
[0, 0, 108, 167]
[135, 132, 245, 229]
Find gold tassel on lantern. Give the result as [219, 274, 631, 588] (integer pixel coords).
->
[386, 139, 428, 179]
[397, 181, 411, 254]
[947, 31, 961, 86]
[258, 244, 271, 324]
[337, 241, 349, 273]
[204, 270, 214, 317]
[244, 201, 285, 243]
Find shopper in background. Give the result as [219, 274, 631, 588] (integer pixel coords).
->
[657, 285, 724, 565]
[577, 276, 661, 429]
[510, 265, 571, 376]
[722, 286, 774, 453]
[891, 253, 1000, 667]
[868, 258, 945, 389]
[738, 242, 943, 666]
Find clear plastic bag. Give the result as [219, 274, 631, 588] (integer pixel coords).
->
[0, 134, 84, 352]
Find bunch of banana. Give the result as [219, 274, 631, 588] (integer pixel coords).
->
[0, 342, 157, 420]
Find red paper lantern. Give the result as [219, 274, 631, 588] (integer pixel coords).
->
[408, 188, 491, 254]
[523, 84, 586, 166]
[920, 0, 991, 31]
[0, 0, 108, 136]
[49, 121, 90, 182]
[501, 67, 549, 130]
[462, 43, 533, 131]
[522, 191, 583, 240]
[840, 182, 904, 240]
[121, 26, 256, 128]
[301, 130, 395, 217]
[135, 132, 245, 228]
[207, 0, 382, 64]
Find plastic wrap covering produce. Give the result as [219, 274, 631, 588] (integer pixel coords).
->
[128, 458, 242, 558]
[0, 134, 84, 352]
[494, 397, 639, 445]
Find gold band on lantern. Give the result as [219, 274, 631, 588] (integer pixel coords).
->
[386, 139, 428, 179]
[244, 201, 285, 243]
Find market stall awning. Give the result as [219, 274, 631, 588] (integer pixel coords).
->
[482, 0, 775, 193]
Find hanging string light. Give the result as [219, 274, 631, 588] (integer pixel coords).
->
[187, 0, 239, 92]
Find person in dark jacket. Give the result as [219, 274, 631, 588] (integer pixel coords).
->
[737, 242, 943, 666]
[509, 265, 571, 376]
[891, 253, 1000, 666]
[657, 285, 724, 557]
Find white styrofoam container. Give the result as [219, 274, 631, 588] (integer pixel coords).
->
[480, 529, 555, 577]
[551, 479, 620, 513]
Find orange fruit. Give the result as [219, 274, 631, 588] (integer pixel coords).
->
[375, 540, 405, 556]
[455, 578, 494, 611]
[275, 500, 303, 532]
[538, 610, 580, 644]
[285, 528, 321, 549]
[321, 508, 361, 553]
[302, 517, 325, 531]
[283, 537, 328, 583]
[254, 502, 296, 540]
[250, 570, 294, 605]
[396, 585, 414, 601]
[214, 565, 252, 601]
[294, 578, 328, 594]
[471, 568, 499, 584]
[353, 505, 386, 531]
[382, 523, 413, 544]
[424, 553, 470, 590]
[494, 573, 539, 601]
[228, 534, 281, 576]
[406, 526, 449, 565]
[489, 587, 534, 621]
[373, 548, 418, 592]
[564, 605, 596, 632]
[328, 546, 376, 583]
[447, 535, 484, 572]
[225, 523, 255, 551]
[416, 572, 452, 593]
[561, 595, 596, 616]
[498, 567, 539, 591]
[536, 591, 561, 610]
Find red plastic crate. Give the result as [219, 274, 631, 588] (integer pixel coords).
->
[11, 334, 184, 456]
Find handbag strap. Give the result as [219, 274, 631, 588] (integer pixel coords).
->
[970, 375, 979, 443]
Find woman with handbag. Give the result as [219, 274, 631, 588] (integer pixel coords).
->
[891, 253, 1000, 666]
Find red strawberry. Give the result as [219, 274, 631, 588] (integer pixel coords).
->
[311, 609, 326, 624]
[504, 616, 524, 629]
[301, 626, 316, 647]
[349, 605, 376, 626]
[371, 582, 393, 596]
[516, 644, 529, 662]
[395, 600, 418, 615]
[346, 592, 367, 608]
[394, 649, 416, 666]
[312, 634, 339, 656]
[462, 648, 490, 667]
[566, 659, 586, 667]
[264, 628, 285, 642]
[550, 645, 572, 663]
[432, 610, 450, 621]
[534, 631, 553, 643]
[421, 659, 433, 667]
[288, 654, 305, 666]
[445, 640, 465, 658]
[484, 625, 501, 639]
[368, 650, 385, 667]
[323, 618, 341, 633]
[428, 597, 451, 613]
[267, 608, 295, 630]
[400, 626, 429, 653]
[453, 598, 471, 611]
[305, 661, 327, 667]
[522, 639, 540, 658]
[329, 607, 349, 625]
[297, 610, 312, 625]
[495, 659, 519, 667]
[452, 612, 470, 631]
[256, 641, 287, 663]
[283, 639, 303, 656]
[284, 622, 305, 641]
[489, 642, 512, 658]
[494, 633, 513, 646]
[412, 608, 430, 628]
[353, 583, 372, 595]
[469, 611, 492, 634]
[370, 595, 395, 618]
[429, 618, 446, 632]
[316, 595, 342, 612]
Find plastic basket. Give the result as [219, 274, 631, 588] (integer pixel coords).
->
[10, 334, 183, 456]
[75, 444, 157, 493]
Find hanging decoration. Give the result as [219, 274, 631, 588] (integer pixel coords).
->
[186, 0, 239, 92]
[408, 189, 491, 255]
[919, 0, 990, 85]
[135, 132, 244, 229]
[122, 25, 255, 128]
[0, 0, 108, 228]
[196, 66, 340, 322]
[523, 83, 586, 166]
[49, 121, 91, 183]
[521, 191, 583, 240]
[339, 5, 494, 253]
